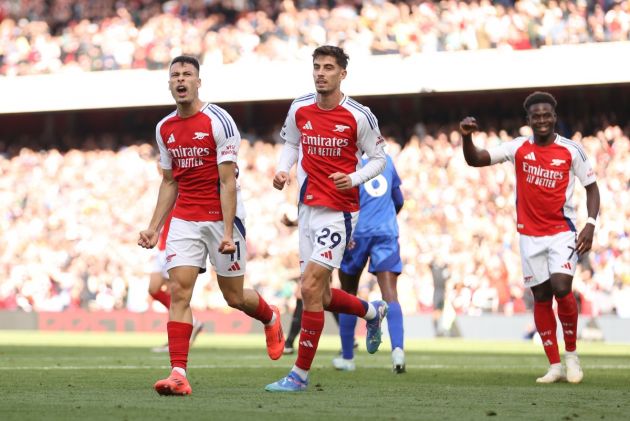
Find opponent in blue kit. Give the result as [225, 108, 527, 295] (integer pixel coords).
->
[334, 153, 406, 373]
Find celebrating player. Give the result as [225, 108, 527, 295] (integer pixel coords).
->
[460, 91, 600, 384]
[138, 55, 284, 396]
[265, 45, 388, 392]
[333, 152, 406, 373]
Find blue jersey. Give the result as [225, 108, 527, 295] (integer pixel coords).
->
[353, 154, 402, 237]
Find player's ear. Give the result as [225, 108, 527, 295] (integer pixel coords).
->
[340, 68, 347, 80]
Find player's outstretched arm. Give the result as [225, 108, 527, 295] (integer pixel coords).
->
[460, 117, 491, 167]
[576, 182, 600, 255]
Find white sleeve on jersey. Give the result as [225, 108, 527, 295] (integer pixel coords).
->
[209, 104, 241, 164]
[350, 108, 386, 186]
[277, 105, 300, 173]
[156, 121, 172, 170]
[570, 143, 597, 187]
[488, 137, 526, 165]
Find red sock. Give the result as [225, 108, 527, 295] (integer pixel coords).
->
[534, 300, 560, 364]
[245, 293, 273, 324]
[295, 310, 324, 371]
[150, 290, 171, 310]
[326, 288, 368, 317]
[556, 293, 578, 352]
[167, 321, 193, 370]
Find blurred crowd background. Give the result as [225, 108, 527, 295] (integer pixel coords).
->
[0, 0, 628, 321]
[1, 0, 629, 76]
[1, 124, 628, 318]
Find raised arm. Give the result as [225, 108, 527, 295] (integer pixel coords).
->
[460, 116, 491, 167]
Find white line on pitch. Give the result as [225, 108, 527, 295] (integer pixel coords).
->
[2, 364, 630, 370]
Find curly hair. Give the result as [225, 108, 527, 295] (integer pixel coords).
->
[523, 91, 557, 112]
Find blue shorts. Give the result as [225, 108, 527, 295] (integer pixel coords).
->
[340, 235, 402, 275]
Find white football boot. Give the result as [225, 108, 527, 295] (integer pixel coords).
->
[332, 356, 356, 371]
[565, 353, 584, 384]
[392, 347, 406, 374]
[536, 363, 566, 383]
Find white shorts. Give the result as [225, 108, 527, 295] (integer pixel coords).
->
[151, 249, 170, 279]
[165, 217, 247, 277]
[298, 204, 358, 273]
[519, 230, 579, 288]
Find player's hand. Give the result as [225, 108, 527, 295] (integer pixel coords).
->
[138, 229, 159, 249]
[280, 213, 298, 227]
[218, 237, 236, 255]
[576, 224, 595, 255]
[273, 171, 289, 190]
[460, 117, 478, 135]
[329, 172, 352, 190]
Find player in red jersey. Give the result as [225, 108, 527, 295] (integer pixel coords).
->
[266, 46, 388, 392]
[138, 55, 284, 396]
[460, 91, 600, 384]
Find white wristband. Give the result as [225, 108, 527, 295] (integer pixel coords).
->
[586, 217, 597, 227]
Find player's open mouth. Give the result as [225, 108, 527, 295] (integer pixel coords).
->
[176, 86, 187, 96]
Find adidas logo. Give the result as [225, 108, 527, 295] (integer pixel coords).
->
[542, 340, 554, 347]
[299, 340, 314, 348]
[562, 262, 572, 270]
[228, 261, 241, 272]
[320, 250, 332, 260]
[167, 134, 176, 144]
[524, 152, 536, 161]
[565, 330, 574, 335]
[302, 120, 313, 130]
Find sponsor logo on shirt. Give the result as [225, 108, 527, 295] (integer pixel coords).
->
[302, 121, 313, 130]
[167, 134, 176, 144]
[169, 145, 211, 169]
[524, 152, 536, 161]
[523, 162, 564, 188]
[300, 133, 349, 157]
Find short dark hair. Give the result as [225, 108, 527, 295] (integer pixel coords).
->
[523, 91, 557, 112]
[312, 45, 349, 69]
[170, 55, 200, 73]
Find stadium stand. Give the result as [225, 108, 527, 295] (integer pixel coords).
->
[1, 0, 629, 76]
[0, 125, 627, 318]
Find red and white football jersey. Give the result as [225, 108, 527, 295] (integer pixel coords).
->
[489, 135, 596, 236]
[279, 93, 385, 212]
[156, 103, 245, 222]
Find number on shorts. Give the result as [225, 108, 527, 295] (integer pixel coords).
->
[317, 228, 342, 249]
[230, 241, 242, 261]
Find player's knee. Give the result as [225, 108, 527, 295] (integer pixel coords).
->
[300, 282, 320, 303]
[169, 282, 192, 303]
[553, 286, 572, 299]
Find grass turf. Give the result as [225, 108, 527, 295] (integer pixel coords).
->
[0, 331, 628, 420]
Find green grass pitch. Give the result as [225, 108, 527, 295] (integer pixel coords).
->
[1, 331, 628, 420]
